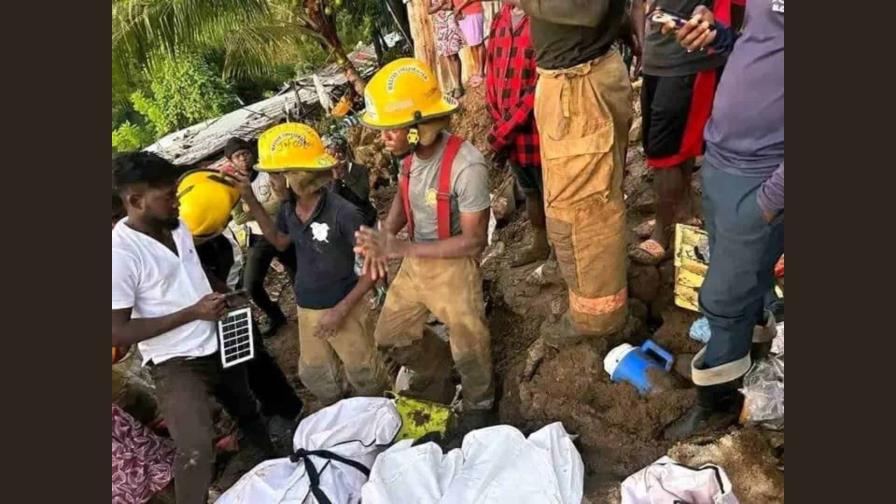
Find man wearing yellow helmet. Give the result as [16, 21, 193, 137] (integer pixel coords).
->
[232, 123, 389, 407]
[354, 58, 495, 435]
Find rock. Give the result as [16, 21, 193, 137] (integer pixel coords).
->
[628, 264, 660, 302]
[652, 307, 701, 355]
[628, 116, 643, 144]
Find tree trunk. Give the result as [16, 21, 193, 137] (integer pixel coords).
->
[406, 0, 447, 90]
[303, 0, 367, 99]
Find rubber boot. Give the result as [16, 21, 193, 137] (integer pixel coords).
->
[664, 348, 751, 441]
[663, 380, 743, 442]
[750, 311, 777, 361]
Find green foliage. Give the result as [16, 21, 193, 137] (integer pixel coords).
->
[137, 53, 239, 136]
[112, 121, 157, 152]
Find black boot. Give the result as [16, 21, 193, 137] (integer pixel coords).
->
[663, 380, 743, 442]
[750, 311, 777, 361]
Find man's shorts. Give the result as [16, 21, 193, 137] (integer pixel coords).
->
[509, 162, 543, 195]
[641, 68, 721, 169]
[458, 13, 484, 47]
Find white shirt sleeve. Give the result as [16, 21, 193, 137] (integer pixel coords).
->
[112, 248, 139, 310]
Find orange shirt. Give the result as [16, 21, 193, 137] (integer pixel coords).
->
[453, 0, 483, 15]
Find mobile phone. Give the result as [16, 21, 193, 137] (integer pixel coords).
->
[650, 10, 688, 28]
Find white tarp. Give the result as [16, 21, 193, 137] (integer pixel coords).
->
[361, 422, 584, 504]
[620, 456, 739, 504]
[216, 397, 401, 504]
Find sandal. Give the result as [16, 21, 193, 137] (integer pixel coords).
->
[633, 217, 703, 239]
[629, 239, 669, 266]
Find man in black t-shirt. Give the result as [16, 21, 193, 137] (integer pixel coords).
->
[234, 123, 389, 406]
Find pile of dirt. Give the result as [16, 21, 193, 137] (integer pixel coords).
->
[669, 429, 785, 504]
[508, 341, 695, 481]
[451, 85, 493, 155]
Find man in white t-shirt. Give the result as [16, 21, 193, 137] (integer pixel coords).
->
[111, 152, 273, 504]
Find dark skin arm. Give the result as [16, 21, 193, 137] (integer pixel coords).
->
[355, 209, 489, 280]
[231, 171, 292, 252]
[315, 273, 376, 338]
[111, 293, 227, 347]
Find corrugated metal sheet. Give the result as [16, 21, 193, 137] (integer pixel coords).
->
[145, 34, 401, 166]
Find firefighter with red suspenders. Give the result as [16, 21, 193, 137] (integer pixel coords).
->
[354, 58, 495, 435]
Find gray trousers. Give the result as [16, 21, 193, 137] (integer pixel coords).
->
[699, 161, 784, 370]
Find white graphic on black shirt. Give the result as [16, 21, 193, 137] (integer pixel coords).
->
[310, 222, 330, 243]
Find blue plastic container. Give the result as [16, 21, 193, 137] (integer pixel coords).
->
[603, 340, 675, 395]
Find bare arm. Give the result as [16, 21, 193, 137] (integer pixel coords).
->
[518, 0, 609, 28]
[111, 295, 224, 347]
[383, 190, 409, 235]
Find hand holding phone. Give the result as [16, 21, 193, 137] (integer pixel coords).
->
[650, 10, 687, 29]
[655, 6, 717, 53]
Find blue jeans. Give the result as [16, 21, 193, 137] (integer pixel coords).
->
[699, 161, 784, 369]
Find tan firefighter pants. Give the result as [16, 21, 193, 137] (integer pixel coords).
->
[297, 299, 389, 406]
[535, 50, 633, 339]
[374, 256, 494, 410]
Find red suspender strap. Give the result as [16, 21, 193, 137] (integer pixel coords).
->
[437, 135, 464, 240]
[400, 155, 414, 240]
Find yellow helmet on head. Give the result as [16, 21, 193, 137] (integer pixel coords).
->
[177, 169, 240, 239]
[360, 58, 459, 131]
[256, 123, 337, 172]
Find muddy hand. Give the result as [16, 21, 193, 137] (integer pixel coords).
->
[314, 306, 347, 339]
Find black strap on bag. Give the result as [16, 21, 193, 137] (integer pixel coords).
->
[290, 448, 371, 504]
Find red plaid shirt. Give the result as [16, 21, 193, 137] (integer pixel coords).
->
[485, 5, 540, 169]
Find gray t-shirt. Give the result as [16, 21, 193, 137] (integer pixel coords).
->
[406, 133, 491, 242]
[642, 0, 727, 77]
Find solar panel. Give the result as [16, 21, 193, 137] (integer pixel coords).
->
[217, 307, 255, 368]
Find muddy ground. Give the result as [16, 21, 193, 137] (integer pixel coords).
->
[235, 85, 783, 502]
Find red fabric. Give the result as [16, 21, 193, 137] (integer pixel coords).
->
[485, 5, 541, 168]
[400, 135, 464, 241]
[647, 69, 719, 169]
[112, 404, 175, 504]
[774, 255, 784, 278]
[453, 0, 483, 15]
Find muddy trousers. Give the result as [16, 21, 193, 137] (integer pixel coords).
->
[374, 256, 494, 410]
[150, 354, 272, 504]
[693, 161, 784, 385]
[534, 50, 633, 338]
[297, 300, 389, 406]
